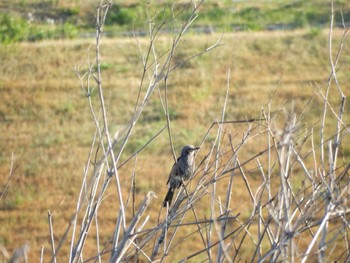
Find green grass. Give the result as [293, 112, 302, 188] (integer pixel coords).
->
[1, 0, 350, 43]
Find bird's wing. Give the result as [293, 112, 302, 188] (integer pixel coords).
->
[166, 162, 178, 185]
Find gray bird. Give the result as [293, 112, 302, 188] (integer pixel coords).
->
[163, 145, 200, 207]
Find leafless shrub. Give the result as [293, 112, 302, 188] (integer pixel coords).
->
[44, 1, 349, 262]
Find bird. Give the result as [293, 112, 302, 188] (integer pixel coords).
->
[163, 145, 200, 207]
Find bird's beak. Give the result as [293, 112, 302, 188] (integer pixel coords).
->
[193, 147, 200, 151]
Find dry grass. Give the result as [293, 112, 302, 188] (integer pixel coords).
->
[0, 2, 350, 261]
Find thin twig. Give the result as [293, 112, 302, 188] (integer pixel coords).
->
[48, 211, 57, 263]
[0, 151, 18, 201]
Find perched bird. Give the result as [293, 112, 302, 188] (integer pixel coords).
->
[163, 145, 200, 207]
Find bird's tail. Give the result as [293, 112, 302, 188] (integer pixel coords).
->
[163, 188, 174, 207]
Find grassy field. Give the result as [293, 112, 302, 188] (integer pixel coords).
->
[1, 28, 349, 261]
[1, 0, 350, 42]
[1, 2, 350, 262]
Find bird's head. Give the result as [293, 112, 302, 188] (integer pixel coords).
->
[181, 145, 200, 157]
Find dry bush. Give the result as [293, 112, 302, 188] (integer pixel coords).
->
[31, 1, 349, 262]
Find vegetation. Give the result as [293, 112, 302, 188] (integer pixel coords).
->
[1, 0, 350, 262]
[1, 0, 350, 43]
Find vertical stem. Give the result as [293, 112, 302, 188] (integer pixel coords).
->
[216, 69, 231, 262]
[48, 210, 57, 263]
[164, 77, 177, 162]
[40, 246, 44, 263]
[95, 2, 126, 231]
